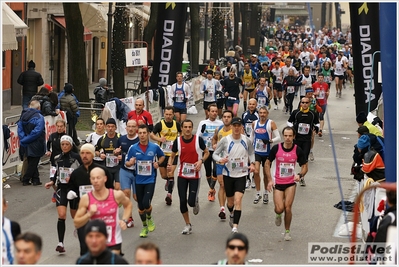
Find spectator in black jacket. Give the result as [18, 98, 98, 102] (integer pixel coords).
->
[17, 60, 44, 109]
[31, 87, 58, 116]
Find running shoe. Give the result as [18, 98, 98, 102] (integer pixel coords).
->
[343, 84, 346, 89]
[309, 151, 314, 161]
[284, 231, 292, 241]
[339, 92, 342, 98]
[52, 192, 56, 203]
[274, 106, 278, 110]
[147, 218, 155, 232]
[193, 198, 200, 215]
[231, 227, 238, 234]
[278, 98, 281, 104]
[299, 177, 306, 186]
[245, 178, 251, 189]
[182, 224, 192, 235]
[208, 189, 216, 202]
[164, 180, 168, 191]
[126, 217, 134, 228]
[218, 207, 226, 220]
[56, 243, 65, 253]
[318, 130, 322, 137]
[336, 92, 338, 97]
[263, 193, 269, 204]
[140, 226, 149, 238]
[251, 177, 255, 188]
[275, 214, 282, 226]
[253, 193, 262, 204]
[165, 193, 172, 206]
[229, 214, 234, 228]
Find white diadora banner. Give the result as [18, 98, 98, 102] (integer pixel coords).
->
[125, 48, 147, 67]
[2, 112, 66, 169]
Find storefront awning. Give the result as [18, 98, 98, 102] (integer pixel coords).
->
[2, 3, 28, 51]
[79, 3, 108, 38]
[2, 3, 28, 37]
[275, 9, 309, 16]
[52, 16, 92, 42]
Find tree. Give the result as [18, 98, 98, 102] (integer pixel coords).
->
[111, 3, 128, 98]
[233, 3, 240, 48]
[210, 3, 224, 60]
[190, 3, 200, 75]
[63, 3, 89, 101]
[143, 3, 159, 59]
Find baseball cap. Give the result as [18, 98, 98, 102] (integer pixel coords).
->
[231, 117, 243, 125]
[85, 219, 108, 238]
[251, 54, 257, 58]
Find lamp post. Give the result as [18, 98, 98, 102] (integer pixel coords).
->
[204, 3, 208, 63]
[107, 3, 113, 87]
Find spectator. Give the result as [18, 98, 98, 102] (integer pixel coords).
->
[93, 78, 110, 106]
[356, 112, 383, 137]
[76, 219, 128, 264]
[31, 87, 58, 116]
[217, 233, 250, 265]
[60, 83, 80, 146]
[2, 196, 21, 264]
[17, 100, 46, 186]
[135, 242, 162, 264]
[17, 60, 44, 109]
[14, 232, 42, 264]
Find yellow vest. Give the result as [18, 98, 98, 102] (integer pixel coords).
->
[160, 120, 179, 156]
[243, 70, 255, 89]
[217, 126, 232, 142]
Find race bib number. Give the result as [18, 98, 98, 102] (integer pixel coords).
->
[298, 123, 310, 135]
[245, 82, 252, 89]
[59, 167, 73, 184]
[176, 92, 184, 102]
[161, 141, 173, 153]
[279, 163, 295, 178]
[255, 139, 267, 152]
[324, 76, 330, 83]
[205, 136, 213, 149]
[287, 86, 295, 94]
[106, 154, 119, 168]
[50, 166, 57, 178]
[94, 156, 104, 161]
[137, 160, 152, 176]
[258, 96, 267, 106]
[317, 90, 325, 99]
[79, 185, 94, 198]
[182, 163, 196, 178]
[336, 67, 342, 72]
[245, 123, 253, 136]
[106, 226, 112, 244]
[229, 157, 246, 174]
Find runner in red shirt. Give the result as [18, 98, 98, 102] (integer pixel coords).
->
[127, 98, 154, 132]
[312, 73, 329, 137]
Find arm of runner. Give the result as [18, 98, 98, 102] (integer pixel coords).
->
[265, 159, 274, 192]
[212, 137, 227, 163]
[212, 128, 219, 150]
[74, 194, 95, 229]
[114, 190, 133, 230]
[271, 121, 281, 143]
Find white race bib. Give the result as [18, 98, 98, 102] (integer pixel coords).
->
[137, 160, 152, 176]
[287, 86, 295, 94]
[161, 141, 173, 153]
[258, 96, 267, 106]
[182, 163, 196, 178]
[279, 163, 295, 177]
[255, 139, 267, 152]
[316, 90, 325, 99]
[298, 123, 310, 135]
[50, 166, 57, 178]
[205, 136, 213, 149]
[229, 157, 247, 174]
[59, 167, 74, 184]
[176, 91, 185, 102]
[79, 185, 94, 198]
[106, 154, 119, 168]
[245, 123, 253, 136]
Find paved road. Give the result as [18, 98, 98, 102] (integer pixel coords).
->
[2, 83, 359, 264]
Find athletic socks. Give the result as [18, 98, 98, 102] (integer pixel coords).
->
[57, 218, 66, 243]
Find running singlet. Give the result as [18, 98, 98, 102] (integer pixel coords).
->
[197, 119, 223, 151]
[159, 120, 179, 156]
[254, 119, 272, 156]
[242, 110, 259, 137]
[88, 189, 122, 247]
[334, 59, 345, 76]
[216, 125, 232, 157]
[201, 78, 219, 103]
[242, 70, 255, 90]
[173, 83, 187, 110]
[255, 86, 269, 109]
[274, 143, 298, 185]
[176, 135, 202, 179]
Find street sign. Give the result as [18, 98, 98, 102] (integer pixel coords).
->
[125, 47, 147, 67]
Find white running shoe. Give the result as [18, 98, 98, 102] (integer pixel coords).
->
[275, 214, 282, 226]
[309, 151, 314, 161]
[182, 224, 192, 235]
[284, 231, 292, 241]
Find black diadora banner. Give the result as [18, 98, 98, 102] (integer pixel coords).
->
[350, 3, 382, 115]
[151, 3, 187, 88]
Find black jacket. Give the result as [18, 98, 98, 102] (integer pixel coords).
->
[31, 94, 58, 116]
[17, 68, 44, 96]
[76, 249, 128, 264]
[52, 151, 83, 188]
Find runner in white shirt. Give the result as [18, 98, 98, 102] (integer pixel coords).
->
[201, 70, 221, 119]
[213, 117, 255, 234]
[333, 53, 347, 98]
[196, 104, 223, 202]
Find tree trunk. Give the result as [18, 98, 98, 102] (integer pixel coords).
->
[111, 3, 128, 98]
[190, 3, 200, 76]
[233, 3, 240, 46]
[63, 3, 89, 101]
[249, 3, 261, 54]
[143, 3, 158, 58]
[210, 3, 223, 60]
[241, 4, 248, 58]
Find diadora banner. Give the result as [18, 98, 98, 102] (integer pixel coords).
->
[150, 2, 187, 88]
[349, 3, 382, 115]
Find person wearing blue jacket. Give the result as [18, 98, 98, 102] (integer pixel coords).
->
[17, 100, 46, 186]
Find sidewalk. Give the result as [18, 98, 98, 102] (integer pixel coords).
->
[2, 71, 144, 125]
